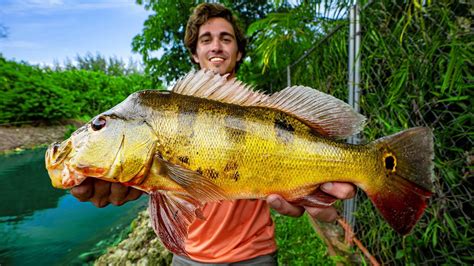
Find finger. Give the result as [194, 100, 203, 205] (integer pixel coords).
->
[305, 206, 338, 222]
[109, 183, 130, 206]
[90, 179, 111, 208]
[70, 178, 94, 202]
[267, 194, 304, 217]
[320, 182, 356, 199]
[125, 188, 143, 202]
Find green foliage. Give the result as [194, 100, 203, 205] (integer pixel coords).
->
[54, 53, 143, 77]
[0, 56, 153, 124]
[242, 1, 351, 95]
[353, 1, 473, 264]
[0, 57, 76, 123]
[273, 212, 337, 265]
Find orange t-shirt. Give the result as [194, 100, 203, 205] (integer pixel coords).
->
[185, 199, 277, 263]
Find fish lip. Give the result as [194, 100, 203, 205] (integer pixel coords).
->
[46, 140, 73, 189]
[46, 140, 71, 168]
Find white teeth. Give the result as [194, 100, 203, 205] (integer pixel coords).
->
[210, 58, 224, 62]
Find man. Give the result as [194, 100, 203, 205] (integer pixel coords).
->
[72, 3, 355, 265]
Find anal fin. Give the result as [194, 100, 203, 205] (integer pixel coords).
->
[149, 191, 205, 257]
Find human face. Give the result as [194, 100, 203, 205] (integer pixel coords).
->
[192, 17, 242, 77]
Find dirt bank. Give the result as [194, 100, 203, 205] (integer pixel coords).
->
[0, 123, 80, 152]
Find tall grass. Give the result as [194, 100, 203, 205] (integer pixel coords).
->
[263, 0, 472, 264]
[354, 1, 472, 264]
[272, 211, 340, 265]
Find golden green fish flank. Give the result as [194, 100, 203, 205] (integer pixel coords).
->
[45, 70, 435, 245]
[139, 92, 380, 200]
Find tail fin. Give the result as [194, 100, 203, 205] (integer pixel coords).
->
[367, 127, 434, 235]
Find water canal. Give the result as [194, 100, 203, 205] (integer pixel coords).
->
[0, 148, 147, 265]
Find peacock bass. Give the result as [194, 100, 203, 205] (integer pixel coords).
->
[45, 70, 434, 256]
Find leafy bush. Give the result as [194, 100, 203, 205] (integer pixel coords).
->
[0, 56, 153, 124]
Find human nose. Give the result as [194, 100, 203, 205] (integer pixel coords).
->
[210, 39, 222, 52]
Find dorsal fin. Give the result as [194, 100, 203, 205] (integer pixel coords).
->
[255, 86, 366, 138]
[171, 70, 365, 138]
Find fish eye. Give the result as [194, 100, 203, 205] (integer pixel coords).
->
[91, 116, 107, 131]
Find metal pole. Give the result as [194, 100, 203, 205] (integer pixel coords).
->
[287, 65, 291, 87]
[344, 3, 361, 234]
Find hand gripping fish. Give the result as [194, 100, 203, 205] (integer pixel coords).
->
[45, 70, 434, 256]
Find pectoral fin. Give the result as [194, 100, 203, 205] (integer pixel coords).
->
[155, 156, 226, 202]
[149, 191, 205, 257]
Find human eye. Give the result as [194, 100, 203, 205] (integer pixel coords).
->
[200, 36, 211, 44]
[222, 37, 233, 44]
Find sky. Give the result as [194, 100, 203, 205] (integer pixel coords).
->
[0, 0, 152, 67]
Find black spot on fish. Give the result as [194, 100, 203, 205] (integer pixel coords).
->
[196, 168, 203, 175]
[274, 115, 295, 144]
[178, 156, 190, 165]
[204, 168, 219, 179]
[224, 160, 238, 172]
[233, 171, 240, 182]
[224, 109, 246, 144]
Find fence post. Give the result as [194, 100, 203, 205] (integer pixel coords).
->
[287, 65, 291, 87]
[344, 3, 361, 240]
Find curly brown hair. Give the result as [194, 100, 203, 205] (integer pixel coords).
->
[184, 3, 247, 70]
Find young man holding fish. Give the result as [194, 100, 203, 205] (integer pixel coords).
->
[71, 3, 356, 264]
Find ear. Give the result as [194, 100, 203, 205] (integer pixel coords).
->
[237, 51, 242, 63]
[192, 53, 200, 64]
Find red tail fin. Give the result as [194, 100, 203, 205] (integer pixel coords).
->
[367, 127, 434, 234]
[368, 176, 432, 234]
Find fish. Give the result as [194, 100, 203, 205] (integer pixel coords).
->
[45, 69, 434, 256]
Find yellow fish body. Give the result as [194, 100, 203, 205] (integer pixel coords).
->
[45, 70, 434, 256]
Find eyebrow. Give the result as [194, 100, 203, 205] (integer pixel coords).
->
[198, 31, 236, 39]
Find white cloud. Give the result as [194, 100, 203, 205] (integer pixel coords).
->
[0, 40, 41, 49]
[1, 0, 141, 15]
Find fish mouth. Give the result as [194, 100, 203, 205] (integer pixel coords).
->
[46, 141, 71, 167]
[46, 132, 124, 189]
[46, 140, 77, 189]
[46, 140, 94, 189]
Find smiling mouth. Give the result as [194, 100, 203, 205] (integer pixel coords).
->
[209, 57, 225, 63]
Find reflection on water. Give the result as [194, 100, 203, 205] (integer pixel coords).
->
[0, 148, 147, 265]
[0, 147, 66, 221]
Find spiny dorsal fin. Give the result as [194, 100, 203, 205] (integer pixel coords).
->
[172, 69, 268, 106]
[256, 86, 366, 138]
[172, 70, 365, 138]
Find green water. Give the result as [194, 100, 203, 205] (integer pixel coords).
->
[0, 148, 148, 265]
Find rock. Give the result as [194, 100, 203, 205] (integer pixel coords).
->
[95, 209, 172, 265]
